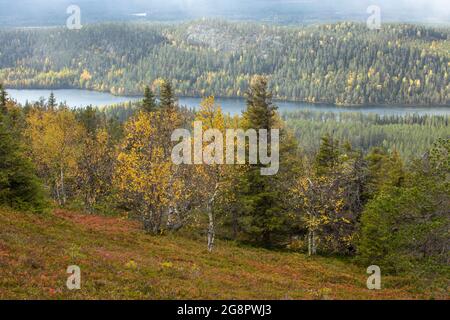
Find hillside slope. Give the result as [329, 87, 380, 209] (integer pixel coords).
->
[0, 208, 437, 299]
[1, 21, 448, 105]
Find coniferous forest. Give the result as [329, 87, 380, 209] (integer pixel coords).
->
[0, 21, 449, 105]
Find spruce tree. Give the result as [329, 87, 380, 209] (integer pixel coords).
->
[159, 80, 176, 111]
[0, 114, 46, 212]
[314, 134, 340, 176]
[358, 141, 448, 275]
[238, 76, 282, 247]
[365, 147, 405, 197]
[0, 84, 8, 114]
[142, 86, 157, 112]
[76, 105, 100, 135]
[48, 92, 57, 110]
[243, 76, 277, 130]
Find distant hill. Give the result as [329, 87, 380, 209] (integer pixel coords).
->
[0, 21, 448, 106]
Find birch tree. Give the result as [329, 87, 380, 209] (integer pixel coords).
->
[25, 108, 85, 205]
[77, 128, 116, 213]
[115, 108, 185, 234]
[194, 96, 227, 252]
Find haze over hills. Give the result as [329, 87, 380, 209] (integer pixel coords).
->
[1, 21, 448, 105]
[1, 0, 449, 27]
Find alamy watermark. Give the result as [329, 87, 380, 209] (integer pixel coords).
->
[366, 265, 381, 290]
[66, 265, 81, 290]
[66, 5, 82, 30]
[171, 121, 280, 176]
[367, 5, 381, 30]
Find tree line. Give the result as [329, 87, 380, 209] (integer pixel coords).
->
[283, 110, 450, 159]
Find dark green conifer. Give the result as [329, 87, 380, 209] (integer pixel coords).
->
[238, 76, 282, 247]
[0, 84, 8, 114]
[48, 92, 57, 110]
[159, 80, 176, 111]
[142, 86, 157, 112]
[0, 116, 46, 212]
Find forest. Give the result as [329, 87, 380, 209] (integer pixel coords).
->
[283, 110, 450, 159]
[0, 78, 448, 296]
[0, 20, 449, 105]
[46, 99, 449, 160]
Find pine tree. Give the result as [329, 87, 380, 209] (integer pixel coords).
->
[142, 86, 157, 112]
[76, 106, 101, 135]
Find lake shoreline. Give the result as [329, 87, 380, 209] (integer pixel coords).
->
[6, 88, 450, 117]
[5, 86, 450, 109]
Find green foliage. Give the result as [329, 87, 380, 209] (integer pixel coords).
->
[47, 92, 57, 110]
[243, 76, 278, 130]
[75, 106, 102, 135]
[142, 86, 157, 112]
[358, 185, 449, 275]
[99, 102, 138, 123]
[0, 83, 7, 113]
[365, 147, 405, 197]
[237, 76, 286, 247]
[237, 166, 285, 246]
[358, 139, 449, 278]
[314, 134, 340, 176]
[0, 113, 46, 212]
[284, 111, 450, 159]
[159, 80, 176, 111]
[0, 21, 448, 105]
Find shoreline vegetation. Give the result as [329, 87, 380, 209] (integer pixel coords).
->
[5, 86, 450, 110]
[1, 20, 449, 106]
[6, 86, 449, 161]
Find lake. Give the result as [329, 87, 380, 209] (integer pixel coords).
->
[7, 89, 450, 116]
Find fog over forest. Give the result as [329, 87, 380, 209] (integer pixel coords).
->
[1, 0, 449, 26]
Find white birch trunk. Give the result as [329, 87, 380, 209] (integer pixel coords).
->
[60, 167, 66, 205]
[207, 183, 219, 252]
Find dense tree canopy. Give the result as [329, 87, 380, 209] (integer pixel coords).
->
[0, 21, 448, 105]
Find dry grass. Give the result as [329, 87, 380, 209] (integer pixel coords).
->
[0, 207, 442, 300]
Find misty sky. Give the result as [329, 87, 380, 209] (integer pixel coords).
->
[0, 0, 448, 25]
